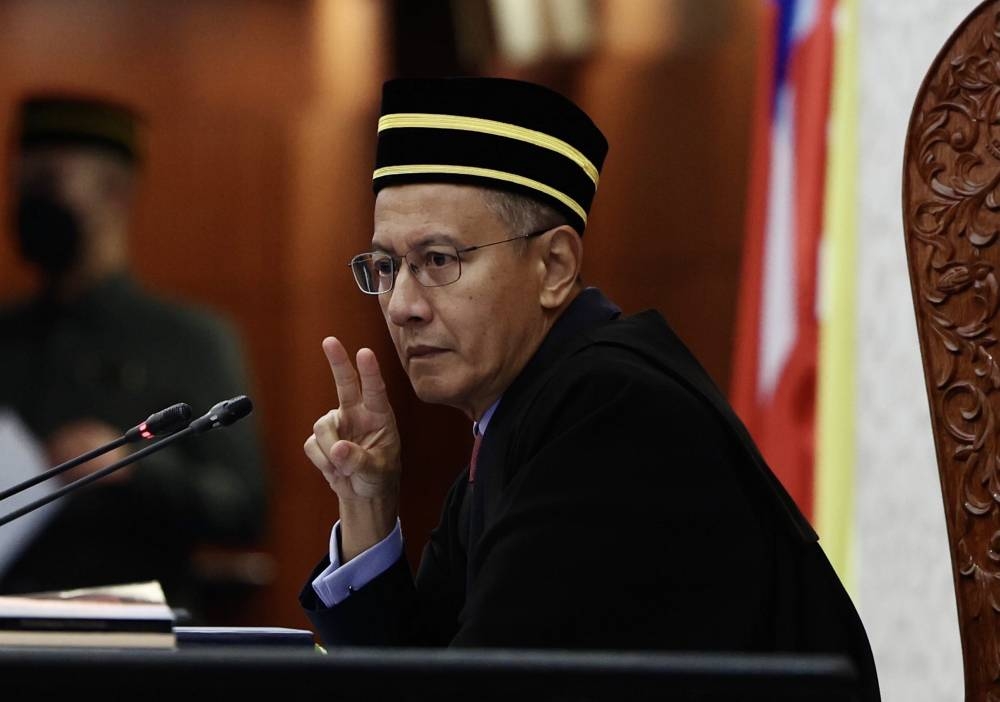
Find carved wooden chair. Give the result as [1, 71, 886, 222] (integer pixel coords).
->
[904, 1, 1000, 699]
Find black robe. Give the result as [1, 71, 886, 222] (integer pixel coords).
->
[300, 288, 879, 701]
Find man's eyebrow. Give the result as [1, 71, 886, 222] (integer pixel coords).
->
[371, 232, 459, 254]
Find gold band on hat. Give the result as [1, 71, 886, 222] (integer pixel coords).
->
[378, 113, 600, 186]
[373, 164, 588, 224]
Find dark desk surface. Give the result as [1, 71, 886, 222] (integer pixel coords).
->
[0, 645, 860, 701]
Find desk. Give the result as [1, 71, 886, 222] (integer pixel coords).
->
[0, 646, 860, 700]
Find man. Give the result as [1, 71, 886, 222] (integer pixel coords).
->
[300, 77, 879, 699]
[0, 94, 267, 621]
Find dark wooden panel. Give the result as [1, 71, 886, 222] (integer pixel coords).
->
[903, 1, 1000, 699]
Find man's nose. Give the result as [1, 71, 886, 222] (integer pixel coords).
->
[385, 264, 431, 325]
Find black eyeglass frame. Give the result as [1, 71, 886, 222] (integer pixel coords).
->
[349, 227, 551, 295]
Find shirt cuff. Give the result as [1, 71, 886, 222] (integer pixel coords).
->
[311, 518, 403, 607]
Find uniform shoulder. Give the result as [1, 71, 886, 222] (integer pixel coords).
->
[514, 310, 729, 434]
[524, 318, 697, 421]
[0, 297, 34, 322]
[557, 309, 687, 384]
[124, 284, 240, 340]
[0, 296, 48, 336]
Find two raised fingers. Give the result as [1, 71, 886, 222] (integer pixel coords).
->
[322, 337, 390, 414]
[305, 338, 392, 471]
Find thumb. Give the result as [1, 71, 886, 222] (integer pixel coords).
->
[329, 439, 365, 477]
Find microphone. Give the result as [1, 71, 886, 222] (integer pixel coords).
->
[123, 403, 193, 442]
[189, 395, 253, 433]
[0, 396, 253, 528]
[0, 402, 193, 503]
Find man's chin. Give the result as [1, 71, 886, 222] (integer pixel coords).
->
[410, 382, 451, 406]
[408, 377, 462, 409]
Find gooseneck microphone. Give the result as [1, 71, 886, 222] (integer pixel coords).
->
[0, 396, 253, 528]
[189, 395, 253, 433]
[123, 402, 193, 443]
[0, 402, 193, 503]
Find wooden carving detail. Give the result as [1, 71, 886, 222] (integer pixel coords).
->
[904, 3, 1000, 700]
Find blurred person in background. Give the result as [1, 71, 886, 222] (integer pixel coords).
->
[0, 93, 267, 622]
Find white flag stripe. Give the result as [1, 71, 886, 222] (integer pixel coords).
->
[758, 86, 798, 400]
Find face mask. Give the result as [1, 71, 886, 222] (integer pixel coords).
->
[15, 193, 82, 275]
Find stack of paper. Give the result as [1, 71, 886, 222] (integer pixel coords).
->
[0, 580, 176, 649]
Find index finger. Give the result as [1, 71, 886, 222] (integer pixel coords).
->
[322, 336, 362, 408]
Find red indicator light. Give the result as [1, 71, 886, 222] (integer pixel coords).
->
[139, 422, 153, 440]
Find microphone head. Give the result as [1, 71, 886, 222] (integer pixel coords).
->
[145, 403, 193, 436]
[125, 402, 193, 442]
[190, 395, 254, 433]
[217, 395, 253, 426]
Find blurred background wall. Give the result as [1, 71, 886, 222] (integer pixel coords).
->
[0, 0, 975, 698]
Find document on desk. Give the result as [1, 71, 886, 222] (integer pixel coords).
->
[0, 580, 176, 649]
[0, 408, 60, 576]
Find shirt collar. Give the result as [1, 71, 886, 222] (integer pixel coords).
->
[475, 399, 500, 436]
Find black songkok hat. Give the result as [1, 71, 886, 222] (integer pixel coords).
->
[373, 77, 608, 234]
[16, 93, 141, 163]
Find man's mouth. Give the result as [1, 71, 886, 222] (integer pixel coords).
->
[406, 345, 448, 361]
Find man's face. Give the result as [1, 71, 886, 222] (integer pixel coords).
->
[12, 146, 133, 275]
[19, 145, 134, 213]
[372, 183, 549, 420]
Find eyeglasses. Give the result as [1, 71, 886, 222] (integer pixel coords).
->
[349, 228, 549, 295]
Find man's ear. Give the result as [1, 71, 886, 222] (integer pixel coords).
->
[538, 225, 583, 310]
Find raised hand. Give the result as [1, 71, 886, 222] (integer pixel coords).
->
[304, 337, 400, 559]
